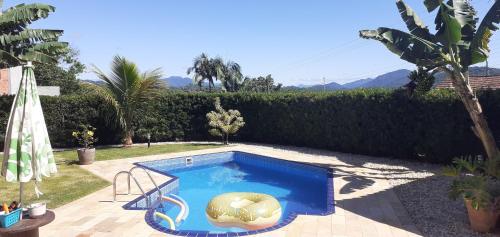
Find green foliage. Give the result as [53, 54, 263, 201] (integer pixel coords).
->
[34, 48, 85, 94]
[360, 0, 500, 160]
[206, 97, 245, 144]
[443, 156, 500, 210]
[72, 124, 97, 149]
[187, 53, 216, 91]
[91, 55, 165, 145]
[0, 2, 68, 68]
[1, 89, 500, 163]
[187, 53, 243, 92]
[360, 0, 499, 70]
[241, 75, 282, 93]
[407, 68, 436, 96]
[215, 59, 243, 92]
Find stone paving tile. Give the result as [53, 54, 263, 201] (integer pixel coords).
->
[40, 144, 423, 237]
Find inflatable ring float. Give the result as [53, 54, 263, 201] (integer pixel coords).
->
[206, 192, 282, 230]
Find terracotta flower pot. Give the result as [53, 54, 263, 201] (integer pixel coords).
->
[465, 199, 500, 233]
[77, 148, 95, 165]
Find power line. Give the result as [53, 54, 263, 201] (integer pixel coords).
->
[272, 38, 363, 73]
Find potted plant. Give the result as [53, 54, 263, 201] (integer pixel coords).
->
[443, 156, 500, 232]
[72, 125, 98, 165]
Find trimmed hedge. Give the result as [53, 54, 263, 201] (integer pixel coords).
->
[1, 89, 500, 163]
[0, 95, 122, 148]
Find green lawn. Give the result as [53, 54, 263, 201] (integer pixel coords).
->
[54, 143, 221, 161]
[0, 143, 221, 209]
[0, 157, 109, 209]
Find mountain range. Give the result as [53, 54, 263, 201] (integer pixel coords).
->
[162, 76, 192, 88]
[286, 66, 500, 91]
[82, 67, 500, 90]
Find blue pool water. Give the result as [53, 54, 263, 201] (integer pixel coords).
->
[139, 152, 333, 235]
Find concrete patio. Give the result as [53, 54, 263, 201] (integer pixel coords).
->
[41, 144, 423, 237]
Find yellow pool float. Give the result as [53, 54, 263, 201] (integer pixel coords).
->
[206, 192, 282, 230]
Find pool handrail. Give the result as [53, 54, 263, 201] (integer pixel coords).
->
[170, 194, 189, 220]
[161, 195, 186, 224]
[154, 211, 175, 230]
[128, 166, 162, 199]
[113, 171, 150, 207]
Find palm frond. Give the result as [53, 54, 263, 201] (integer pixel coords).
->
[92, 56, 164, 141]
[0, 48, 20, 67]
[0, 29, 63, 46]
[0, 3, 55, 25]
[18, 50, 57, 64]
[79, 83, 126, 129]
[396, 0, 433, 40]
[360, 27, 446, 68]
[470, 0, 499, 65]
[27, 41, 68, 54]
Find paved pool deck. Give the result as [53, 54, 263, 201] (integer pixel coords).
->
[41, 143, 422, 237]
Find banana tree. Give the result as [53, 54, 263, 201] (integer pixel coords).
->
[360, 0, 500, 159]
[0, 1, 67, 67]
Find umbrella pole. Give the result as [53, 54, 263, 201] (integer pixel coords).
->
[19, 182, 23, 207]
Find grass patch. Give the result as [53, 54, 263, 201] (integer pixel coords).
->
[54, 143, 222, 161]
[0, 157, 109, 209]
[0, 143, 221, 209]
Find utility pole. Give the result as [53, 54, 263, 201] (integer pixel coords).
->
[323, 77, 326, 92]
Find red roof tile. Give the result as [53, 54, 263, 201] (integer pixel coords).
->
[435, 75, 500, 90]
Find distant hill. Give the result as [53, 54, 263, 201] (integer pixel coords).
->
[82, 67, 500, 91]
[356, 69, 411, 88]
[163, 76, 192, 88]
[308, 81, 345, 91]
[288, 66, 500, 91]
[469, 66, 500, 77]
[432, 66, 500, 85]
[80, 79, 104, 85]
[283, 81, 345, 91]
[343, 78, 374, 89]
[288, 69, 411, 91]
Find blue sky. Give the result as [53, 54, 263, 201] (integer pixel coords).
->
[10, 0, 500, 85]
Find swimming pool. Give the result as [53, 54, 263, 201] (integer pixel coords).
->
[128, 151, 334, 236]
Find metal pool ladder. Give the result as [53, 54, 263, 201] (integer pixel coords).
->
[113, 166, 162, 208]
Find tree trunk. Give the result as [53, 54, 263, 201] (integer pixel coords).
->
[123, 130, 133, 146]
[450, 70, 499, 159]
[224, 133, 229, 145]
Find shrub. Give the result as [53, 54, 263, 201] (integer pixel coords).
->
[1, 89, 499, 163]
[206, 97, 245, 144]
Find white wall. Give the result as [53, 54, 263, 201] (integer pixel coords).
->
[37, 86, 60, 96]
[8, 66, 22, 94]
[7, 66, 60, 96]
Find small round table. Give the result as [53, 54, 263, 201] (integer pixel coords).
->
[0, 211, 55, 237]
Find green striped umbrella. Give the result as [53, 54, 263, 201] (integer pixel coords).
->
[1, 62, 57, 205]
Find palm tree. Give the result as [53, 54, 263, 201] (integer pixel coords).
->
[0, 1, 68, 68]
[215, 59, 242, 92]
[92, 55, 165, 146]
[360, 0, 500, 159]
[187, 53, 215, 91]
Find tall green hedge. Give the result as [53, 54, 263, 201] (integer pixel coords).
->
[1, 89, 499, 163]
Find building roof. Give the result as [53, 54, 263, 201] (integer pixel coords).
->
[435, 75, 500, 90]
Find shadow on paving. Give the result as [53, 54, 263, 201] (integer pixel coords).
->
[250, 143, 498, 237]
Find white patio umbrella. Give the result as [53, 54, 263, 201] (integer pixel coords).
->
[1, 62, 57, 206]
